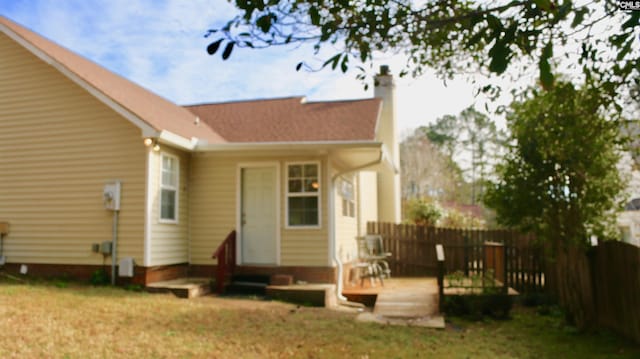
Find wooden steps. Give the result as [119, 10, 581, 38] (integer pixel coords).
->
[146, 277, 211, 299]
[225, 274, 270, 296]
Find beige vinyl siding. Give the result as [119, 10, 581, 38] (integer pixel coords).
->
[0, 33, 145, 264]
[190, 152, 328, 266]
[334, 171, 359, 263]
[357, 171, 378, 236]
[148, 147, 190, 266]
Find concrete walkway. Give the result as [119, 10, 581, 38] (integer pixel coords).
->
[353, 278, 445, 328]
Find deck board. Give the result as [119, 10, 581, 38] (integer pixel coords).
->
[349, 278, 445, 328]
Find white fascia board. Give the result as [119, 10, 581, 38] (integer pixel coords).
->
[195, 140, 383, 152]
[157, 130, 198, 151]
[1, 25, 158, 137]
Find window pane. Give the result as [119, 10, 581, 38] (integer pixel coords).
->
[304, 179, 319, 192]
[304, 164, 317, 177]
[162, 156, 177, 187]
[340, 180, 353, 200]
[288, 165, 302, 178]
[288, 196, 318, 226]
[162, 171, 177, 187]
[162, 156, 172, 171]
[288, 179, 302, 193]
[161, 189, 176, 220]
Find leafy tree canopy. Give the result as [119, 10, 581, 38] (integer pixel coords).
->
[207, 0, 639, 104]
[484, 82, 625, 247]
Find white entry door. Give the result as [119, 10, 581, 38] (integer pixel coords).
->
[241, 166, 277, 264]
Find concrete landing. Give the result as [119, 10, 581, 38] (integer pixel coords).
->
[266, 283, 336, 307]
[146, 277, 211, 299]
[352, 278, 445, 328]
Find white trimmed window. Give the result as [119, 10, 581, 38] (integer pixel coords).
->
[287, 163, 320, 227]
[340, 178, 355, 218]
[160, 153, 179, 222]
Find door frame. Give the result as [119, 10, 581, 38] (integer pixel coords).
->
[236, 162, 281, 265]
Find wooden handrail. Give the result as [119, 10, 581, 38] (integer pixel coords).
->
[211, 230, 236, 294]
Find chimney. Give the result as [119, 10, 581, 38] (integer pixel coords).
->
[374, 65, 401, 223]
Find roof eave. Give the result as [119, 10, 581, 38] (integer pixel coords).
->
[157, 130, 198, 151]
[195, 140, 383, 152]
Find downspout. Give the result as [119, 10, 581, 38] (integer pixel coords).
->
[111, 208, 119, 285]
[330, 150, 386, 304]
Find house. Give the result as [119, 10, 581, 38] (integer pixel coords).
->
[617, 121, 640, 247]
[0, 16, 401, 287]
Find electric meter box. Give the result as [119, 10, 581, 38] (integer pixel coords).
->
[100, 241, 112, 255]
[103, 181, 121, 211]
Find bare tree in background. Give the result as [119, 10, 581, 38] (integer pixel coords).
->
[400, 129, 466, 203]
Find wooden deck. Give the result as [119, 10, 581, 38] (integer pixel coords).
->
[344, 277, 445, 328]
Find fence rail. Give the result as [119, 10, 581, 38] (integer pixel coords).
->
[366, 222, 545, 293]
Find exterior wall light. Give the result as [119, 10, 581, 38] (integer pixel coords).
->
[144, 138, 161, 151]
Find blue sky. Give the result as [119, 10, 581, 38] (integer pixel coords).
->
[0, 0, 510, 133]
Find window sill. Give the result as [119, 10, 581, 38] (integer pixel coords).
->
[285, 225, 322, 230]
[158, 219, 179, 225]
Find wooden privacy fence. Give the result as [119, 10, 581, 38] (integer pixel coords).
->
[546, 241, 640, 344]
[366, 222, 545, 293]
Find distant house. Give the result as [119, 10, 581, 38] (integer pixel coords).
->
[617, 121, 640, 247]
[0, 16, 401, 286]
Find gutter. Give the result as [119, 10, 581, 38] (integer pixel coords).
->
[195, 140, 383, 152]
[329, 149, 385, 305]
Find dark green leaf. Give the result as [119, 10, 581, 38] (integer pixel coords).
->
[296, 62, 303, 71]
[617, 40, 633, 61]
[488, 41, 510, 74]
[533, 0, 552, 11]
[622, 12, 640, 29]
[322, 53, 341, 69]
[486, 15, 503, 32]
[206, 39, 223, 55]
[340, 55, 348, 73]
[539, 42, 554, 90]
[571, 8, 587, 28]
[309, 6, 320, 26]
[222, 41, 235, 60]
[609, 33, 631, 47]
[256, 14, 273, 33]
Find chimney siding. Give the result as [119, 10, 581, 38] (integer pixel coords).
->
[374, 67, 401, 223]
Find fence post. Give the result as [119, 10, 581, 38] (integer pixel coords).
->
[464, 235, 469, 276]
[503, 238, 508, 294]
[436, 244, 445, 313]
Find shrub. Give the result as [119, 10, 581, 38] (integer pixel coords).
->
[405, 198, 442, 226]
[90, 268, 110, 286]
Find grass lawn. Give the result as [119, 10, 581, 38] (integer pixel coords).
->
[0, 276, 637, 358]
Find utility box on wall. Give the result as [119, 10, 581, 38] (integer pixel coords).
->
[103, 182, 121, 211]
[118, 257, 134, 277]
[100, 241, 112, 255]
